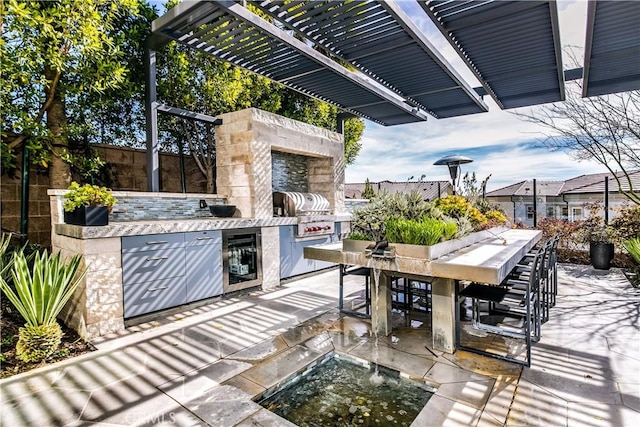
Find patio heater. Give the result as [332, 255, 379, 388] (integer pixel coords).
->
[434, 155, 473, 195]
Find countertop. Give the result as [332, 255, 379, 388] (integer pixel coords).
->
[54, 214, 352, 239]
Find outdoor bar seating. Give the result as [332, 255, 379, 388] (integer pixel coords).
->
[392, 278, 432, 313]
[456, 245, 547, 366]
[511, 234, 561, 323]
[339, 264, 371, 318]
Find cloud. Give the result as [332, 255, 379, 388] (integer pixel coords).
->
[346, 1, 601, 191]
[346, 135, 606, 191]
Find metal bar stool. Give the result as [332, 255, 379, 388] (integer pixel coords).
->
[339, 264, 371, 318]
[455, 246, 545, 367]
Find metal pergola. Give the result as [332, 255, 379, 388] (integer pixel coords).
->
[420, 0, 565, 109]
[145, 0, 640, 191]
[583, 0, 640, 97]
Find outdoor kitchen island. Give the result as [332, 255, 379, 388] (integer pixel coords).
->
[304, 228, 542, 353]
[50, 213, 349, 340]
[49, 108, 351, 340]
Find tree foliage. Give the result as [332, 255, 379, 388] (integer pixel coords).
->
[1, 0, 141, 187]
[1, 0, 365, 191]
[157, 32, 281, 192]
[155, 7, 365, 192]
[515, 83, 640, 205]
[362, 178, 375, 199]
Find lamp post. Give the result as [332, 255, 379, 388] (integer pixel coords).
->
[433, 154, 473, 195]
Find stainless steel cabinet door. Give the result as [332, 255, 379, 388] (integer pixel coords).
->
[185, 231, 223, 301]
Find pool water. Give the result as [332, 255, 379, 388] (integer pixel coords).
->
[258, 354, 435, 426]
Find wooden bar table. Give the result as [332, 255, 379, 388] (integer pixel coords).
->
[304, 228, 542, 353]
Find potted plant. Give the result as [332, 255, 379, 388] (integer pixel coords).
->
[63, 182, 117, 226]
[576, 205, 615, 270]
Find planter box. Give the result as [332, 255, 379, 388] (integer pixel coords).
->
[64, 206, 109, 226]
[342, 239, 374, 253]
[342, 227, 509, 261]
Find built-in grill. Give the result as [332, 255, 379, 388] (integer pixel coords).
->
[273, 191, 335, 238]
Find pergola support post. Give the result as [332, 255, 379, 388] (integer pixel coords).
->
[145, 44, 160, 192]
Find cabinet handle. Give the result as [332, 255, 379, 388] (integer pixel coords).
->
[196, 237, 215, 240]
[146, 256, 168, 261]
[147, 286, 168, 291]
[146, 241, 168, 245]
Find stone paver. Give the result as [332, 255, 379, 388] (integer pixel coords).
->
[0, 266, 638, 427]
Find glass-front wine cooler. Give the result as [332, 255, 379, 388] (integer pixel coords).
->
[222, 228, 262, 293]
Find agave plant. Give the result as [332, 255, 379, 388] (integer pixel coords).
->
[0, 250, 85, 362]
[0, 232, 12, 280]
[1, 233, 35, 281]
[623, 237, 640, 265]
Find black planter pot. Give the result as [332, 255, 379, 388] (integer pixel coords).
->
[589, 242, 614, 270]
[64, 206, 109, 226]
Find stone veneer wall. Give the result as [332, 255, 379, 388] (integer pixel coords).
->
[53, 233, 124, 339]
[215, 107, 345, 219]
[271, 151, 308, 192]
[1, 167, 51, 246]
[260, 226, 280, 291]
[110, 195, 227, 221]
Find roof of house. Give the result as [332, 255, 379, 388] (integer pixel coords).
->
[486, 170, 640, 197]
[562, 170, 640, 194]
[345, 180, 451, 201]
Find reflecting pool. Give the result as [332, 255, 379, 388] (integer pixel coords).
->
[258, 353, 435, 426]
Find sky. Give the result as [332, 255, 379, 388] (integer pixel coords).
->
[344, 0, 608, 191]
[150, 0, 610, 192]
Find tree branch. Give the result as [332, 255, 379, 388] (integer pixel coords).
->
[8, 70, 62, 149]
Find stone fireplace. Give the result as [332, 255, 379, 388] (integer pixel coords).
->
[214, 108, 346, 219]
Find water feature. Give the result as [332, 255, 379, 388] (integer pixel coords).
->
[258, 353, 435, 426]
[370, 265, 382, 385]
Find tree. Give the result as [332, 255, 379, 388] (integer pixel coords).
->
[362, 178, 375, 199]
[1, 0, 140, 187]
[157, 36, 282, 193]
[514, 84, 639, 205]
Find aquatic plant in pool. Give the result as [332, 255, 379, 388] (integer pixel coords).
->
[258, 354, 435, 426]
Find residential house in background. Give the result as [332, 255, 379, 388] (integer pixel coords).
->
[345, 180, 453, 200]
[486, 170, 640, 226]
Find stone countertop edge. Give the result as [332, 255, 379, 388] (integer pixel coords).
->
[54, 217, 301, 239]
[54, 213, 353, 239]
[48, 189, 228, 199]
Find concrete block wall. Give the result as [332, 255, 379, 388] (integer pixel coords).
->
[1, 168, 53, 247]
[0, 146, 208, 248]
[97, 144, 207, 193]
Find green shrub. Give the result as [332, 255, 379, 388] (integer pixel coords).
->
[610, 205, 640, 244]
[443, 221, 458, 241]
[64, 181, 117, 212]
[535, 217, 583, 249]
[350, 191, 440, 241]
[434, 195, 487, 228]
[484, 209, 507, 225]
